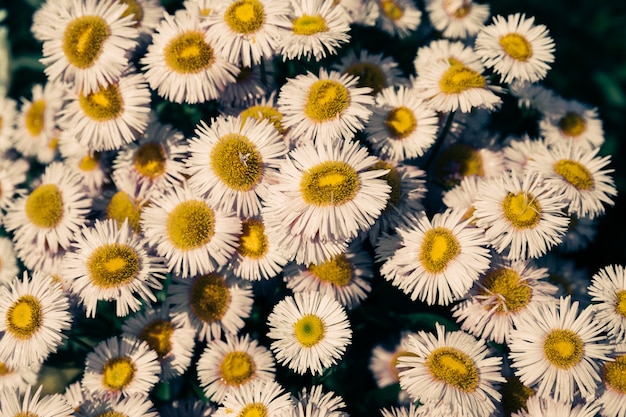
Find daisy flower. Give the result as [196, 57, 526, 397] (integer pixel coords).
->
[229, 215, 292, 281]
[365, 85, 439, 161]
[3, 161, 91, 253]
[375, 0, 422, 38]
[62, 219, 167, 318]
[283, 241, 374, 310]
[167, 271, 254, 342]
[452, 257, 559, 344]
[426, 0, 490, 39]
[186, 115, 287, 217]
[140, 183, 242, 278]
[512, 393, 600, 417]
[413, 60, 502, 113]
[0, 96, 17, 151]
[0, 385, 73, 417]
[597, 347, 626, 417]
[292, 385, 347, 417]
[539, 98, 605, 151]
[413, 39, 484, 76]
[58, 70, 151, 152]
[0, 236, 19, 286]
[588, 265, 626, 343]
[332, 50, 406, 96]
[197, 333, 276, 403]
[82, 335, 161, 400]
[0, 271, 72, 368]
[103, 169, 154, 234]
[279, 0, 351, 62]
[121, 305, 197, 381]
[38, 0, 139, 94]
[213, 379, 293, 417]
[369, 332, 416, 404]
[476, 13, 555, 84]
[502, 135, 550, 176]
[0, 361, 40, 392]
[202, 0, 292, 67]
[141, 8, 239, 104]
[397, 323, 504, 417]
[435, 140, 506, 188]
[473, 171, 570, 260]
[267, 292, 352, 375]
[239, 92, 287, 138]
[262, 137, 390, 243]
[77, 394, 158, 417]
[379, 209, 491, 306]
[526, 143, 616, 219]
[508, 296, 613, 402]
[117, 0, 165, 37]
[278, 68, 374, 144]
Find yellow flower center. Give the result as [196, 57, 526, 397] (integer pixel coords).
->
[25, 100, 46, 137]
[0, 362, 12, 376]
[96, 412, 127, 417]
[294, 314, 325, 347]
[6, 295, 42, 340]
[344, 62, 387, 95]
[443, 0, 471, 18]
[63, 15, 110, 69]
[139, 319, 174, 358]
[79, 83, 124, 121]
[304, 80, 351, 122]
[15, 413, 38, 417]
[292, 14, 328, 35]
[439, 65, 486, 94]
[604, 355, 626, 394]
[553, 159, 594, 191]
[238, 404, 267, 417]
[380, 0, 403, 21]
[119, 0, 144, 26]
[224, 0, 266, 35]
[370, 161, 401, 212]
[133, 142, 167, 179]
[300, 161, 360, 206]
[238, 218, 269, 259]
[425, 347, 479, 392]
[419, 227, 460, 274]
[106, 191, 143, 233]
[189, 273, 231, 323]
[559, 112, 587, 138]
[502, 192, 542, 229]
[615, 290, 626, 318]
[78, 152, 101, 172]
[241, 105, 285, 134]
[102, 356, 135, 391]
[390, 350, 418, 379]
[210, 133, 264, 191]
[308, 254, 353, 287]
[499, 376, 535, 416]
[25, 184, 64, 228]
[480, 268, 532, 313]
[166, 200, 215, 250]
[87, 243, 140, 288]
[499, 33, 533, 62]
[385, 106, 417, 139]
[220, 351, 256, 385]
[543, 329, 584, 369]
[164, 31, 215, 74]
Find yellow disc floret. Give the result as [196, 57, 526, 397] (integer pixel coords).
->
[139, 319, 174, 358]
[425, 347, 479, 392]
[559, 112, 587, 138]
[133, 142, 167, 179]
[25, 184, 64, 228]
[499, 33, 533, 62]
[189, 273, 231, 323]
[439, 65, 486, 94]
[224, 0, 266, 35]
[294, 314, 325, 347]
[304, 80, 351, 122]
[25, 100, 46, 137]
[238, 403, 267, 417]
[166, 200, 215, 250]
[106, 191, 143, 233]
[87, 243, 140, 288]
[380, 0, 404, 21]
[220, 351, 256, 385]
[502, 192, 541, 229]
[63, 16, 110, 69]
[419, 227, 460, 274]
[210, 133, 263, 191]
[309, 254, 353, 287]
[6, 295, 42, 340]
[604, 355, 626, 394]
[79, 83, 124, 121]
[164, 31, 214, 74]
[385, 106, 417, 139]
[543, 329, 584, 369]
[119, 0, 144, 26]
[238, 218, 269, 259]
[292, 15, 328, 35]
[300, 161, 360, 206]
[553, 159, 594, 191]
[480, 268, 532, 313]
[102, 356, 136, 391]
[79, 152, 101, 172]
[344, 62, 387, 95]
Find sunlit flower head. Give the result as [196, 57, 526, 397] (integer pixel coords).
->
[426, 0, 490, 39]
[102, 169, 155, 234]
[597, 346, 626, 417]
[238, 92, 287, 139]
[375, 0, 422, 38]
[588, 265, 626, 343]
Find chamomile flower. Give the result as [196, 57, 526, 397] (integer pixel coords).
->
[369, 332, 416, 404]
[213, 379, 294, 417]
[397, 323, 504, 417]
[508, 296, 612, 402]
[141, 8, 239, 104]
[0, 385, 73, 417]
[202, 0, 292, 67]
[0, 96, 16, 151]
[379, 209, 491, 306]
[59, 138, 110, 196]
[597, 347, 626, 417]
[121, 305, 196, 381]
[333, 50, 406, 97]
[283, 241, 374, 310]
[426, 0, 490, 39]
[476, 13, 555, 84]
[413, 60, 501, 113]
[539, 98, 605, 151]
[413, 39, 483, 76]
[38, 0, 139, 94]
[279, 0, 351, 62]
[278, 68, 374, 144]
[588, 265, 626, 343]
[197, 333, 276, 403]
[167, 271, 254, 342]
[0, 271, 72, 368]
[186, 115, 287, 217]
[0, 237, 18, 286]
[267, 292, 352, 375]
[512, 395, 600, 417]
[473, 171, 569, 260]
[375, 0, 422, 38]
[526, 143, 616, 219]
[0, 361, 40, 392]
[58, 71, 151, 152]
[140, 183, 242, 278]
[365, 85, 439, 161]
[82, 335, 161, 400]
[3, 161, 91, 253]
[452, 257, 559, 344]
[62, 219, 167, 318]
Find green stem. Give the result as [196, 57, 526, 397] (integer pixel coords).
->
[423, 111, 456, 172]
